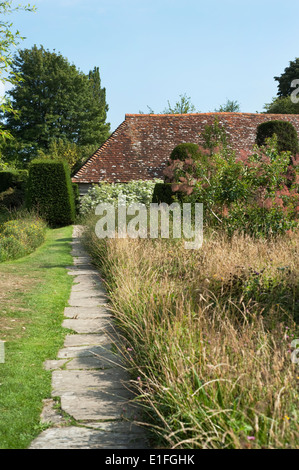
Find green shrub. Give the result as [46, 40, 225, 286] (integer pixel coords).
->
[170, 143, 201, 161]
[0, 187, 24, 210]
[152, 183, 176, 205]
[26, 160, 75, 227]
[0, 170, 28, 192]
[256, 120, 299, 156]
[0, 215, 47, 262]
[0, 171, 17, 192]
[165, 135, 299, 237]
[80, 180, 161, 215]
[201, 117, 228, 153]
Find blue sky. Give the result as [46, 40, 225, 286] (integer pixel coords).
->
[4, 0, 299, 131]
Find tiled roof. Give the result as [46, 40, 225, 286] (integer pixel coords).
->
[72, 113, 299, 184]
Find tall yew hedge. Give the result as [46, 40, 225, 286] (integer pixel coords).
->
[26, 160, 75, 227]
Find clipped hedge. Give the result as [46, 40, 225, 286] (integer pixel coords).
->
[256, 120, 299, 155]
[152, 183, 175, 205]
[26, 160, 75, 227]
[170, 143, 200, 161]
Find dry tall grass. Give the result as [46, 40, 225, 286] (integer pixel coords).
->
[84, 223, 299, 449]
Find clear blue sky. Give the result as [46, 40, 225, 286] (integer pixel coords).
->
[4, 0, 299, 132]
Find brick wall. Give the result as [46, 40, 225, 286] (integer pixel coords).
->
[72, 113, 299, 184]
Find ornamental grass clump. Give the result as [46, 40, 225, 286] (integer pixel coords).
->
[83, 219, 299, 449]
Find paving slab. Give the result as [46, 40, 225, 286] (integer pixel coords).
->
[71, 284, 102, 293]
[64, 306, 111, 319]
[67, 295, 107, 308]
[52, 370, 129, 396]
[64, 357, 108, 370]
[73, 257, 92, 265]
[67, 268, 100, 276]
[39, 399, 66, 426]
[72, 274, 103, 284]
[44, 359, 68, 371]
[60, 394, 136, 421]
[69, 290, 107, 300]
[57, 345, 113, 359]
[63, 334, 111, 347]
[29, 424, 148, 449]
[62, 318, 112, 334]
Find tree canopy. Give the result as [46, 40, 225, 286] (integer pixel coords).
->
[264, 95, 299, 114]
[1, 45, 110, 165]
[274, 58, 299, 98]
[264, 57, 299, 114]
[162, 93, 198, 114]
[0, 1, 35, 143]
[139, 93, 199, 114]
[214, 99, 240, 112]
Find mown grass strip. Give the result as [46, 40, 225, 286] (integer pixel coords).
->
[0, 226, 73, 449]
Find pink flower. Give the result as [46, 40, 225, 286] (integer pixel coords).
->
[247, 436, 255, 441]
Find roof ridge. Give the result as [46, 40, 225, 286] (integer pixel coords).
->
[73, 119, 128, 179]
[125, 112, 299, 117]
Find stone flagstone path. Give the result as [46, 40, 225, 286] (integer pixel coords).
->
[29, 226, 149, 449]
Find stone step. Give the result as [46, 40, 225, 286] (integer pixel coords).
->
[60, 394, 136, 421]
[52, 369, 129, 396]
[29, 423, 148, 449]
[57, 344, 113, 359]
[62, 318, 113, 334]
[63, 334, 111, 347]
[64, 306, 111, 319]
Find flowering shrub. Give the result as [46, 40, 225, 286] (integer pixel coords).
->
[80, 179, 163, 215]
[0, 215, 47, 262]
[165, 134, 299, 236]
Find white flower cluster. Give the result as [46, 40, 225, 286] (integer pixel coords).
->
[80, 179, 163, 215]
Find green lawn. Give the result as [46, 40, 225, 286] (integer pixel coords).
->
[0, 226, 74, 449]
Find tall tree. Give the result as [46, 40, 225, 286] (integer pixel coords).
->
[1, 45, 110, 164]
[264, 57, 299, 114]
[84, 67, 110, 146]
[0, 1, 35, 142]
[274, 58, 299, 98]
